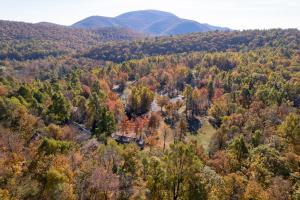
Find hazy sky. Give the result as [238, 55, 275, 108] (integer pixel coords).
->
[0, 0, 299, 30]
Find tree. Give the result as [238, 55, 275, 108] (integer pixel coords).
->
[267, 177, 292, 200]
[71, 95, 87, 124]
[187, 174, 207, 200]
[175, 117, 188, 143]
[207, 81, 214, 102]
[251, 130, 262, 147]
[147, 158, 166, 199]
[38, 138, 73, 155]
[243, 181, 268, 200]
[165, 101, 181, 128]
[67, 71, 82, 96]
[239, 88, 251, 108]
[213, 173, 247, 200]
[47, 124, 64, 140]
[148, 112, 161, 133]
[229, 136, 248, 163]
[43, 168, 76, 200]
[208, 94, 236, 127]
[107, 92, 125, 122]
[88, 93, 116, 142]
[127, 85, 154, 116]
[249, 146, 290, 185]
[162, 124, 169, 151]
[163, 143, 204, 200]
[0, 96, 38, 138]
[184, 84, 193, 117]
[185, 86, 209, 117]
[0, 189, 10, 200]
[89, 167, 119, 200]
[118, 144, 139, 199]
[192, 88, 209, 115]
[17, 85, 33, 103]
[47, 92, 71, 124]
[157, 95, 169, 113]
[279, 113, 300, 153]
[147, 143, 206, 199]
[0, 85, 8, 96]
[40, 155, 76, 200]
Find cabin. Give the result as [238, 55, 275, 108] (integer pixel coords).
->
[112, 84, 120, 91]
[112, 132, 145, 149]
[170, 95, 184, 103]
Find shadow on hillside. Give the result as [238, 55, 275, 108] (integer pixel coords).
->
[188, 117, 202, 134]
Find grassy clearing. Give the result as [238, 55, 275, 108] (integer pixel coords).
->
[145, 116, 216, 153]
[187, 117, 216, 153]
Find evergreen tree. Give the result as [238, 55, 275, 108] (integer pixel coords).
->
[47, 93, 71, 124]
[88, 93, 116, 142]
[207, 81, 214, 102]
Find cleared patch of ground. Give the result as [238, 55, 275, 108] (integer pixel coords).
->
[187, 117, 217, 153]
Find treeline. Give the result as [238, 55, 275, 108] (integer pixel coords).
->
[85, 29, 300, 62]
[0, 20, 143, 61]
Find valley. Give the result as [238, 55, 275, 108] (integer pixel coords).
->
[0, 10, 299, 200]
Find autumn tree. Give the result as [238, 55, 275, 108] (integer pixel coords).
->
[243, 181, 268, 200]
[175, 117, 188, 142]
[211, 173, 247, 200]
[0, 96, 38, 138]
[148, 112, 161, 133]
[279, 113, 300, 153]
[157, 95, 169, 113]
[127, 85, 154, 116]
[184, 84, 193, 117]
[267, 177, 292, 200]
[239, 87, 251, 108]
[147, 158, 166, 199]
[147, 143, 206, 200]
[163, 143, 205, 200]
[89, 167, 119, 199]
[248, 146, 290, 185]
[228, 136, 248, 164]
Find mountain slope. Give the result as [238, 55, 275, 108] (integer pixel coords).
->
[0, 20, 143, 42]
[0, 20, 144, 60]
[72, 10, 229, 36]
[84, 29, 300, 63]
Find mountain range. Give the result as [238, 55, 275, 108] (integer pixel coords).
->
[72, 10, 230, 36]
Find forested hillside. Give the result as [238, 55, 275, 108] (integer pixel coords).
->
[0, 20, 143, 60]
[84, 29, 300, 62]
[0, 23, 299, 199]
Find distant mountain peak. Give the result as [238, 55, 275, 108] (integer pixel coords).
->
[72, 10, 230, 36]
[116, 10, 178, 19]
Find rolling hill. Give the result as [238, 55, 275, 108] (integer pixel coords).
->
[84, 29, 300, 62]
[0, 20, 144, 60]
[0, 20, 143, 42]
[72, 10, 230, 36]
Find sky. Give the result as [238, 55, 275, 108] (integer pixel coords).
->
[0, 0, 299, 30]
